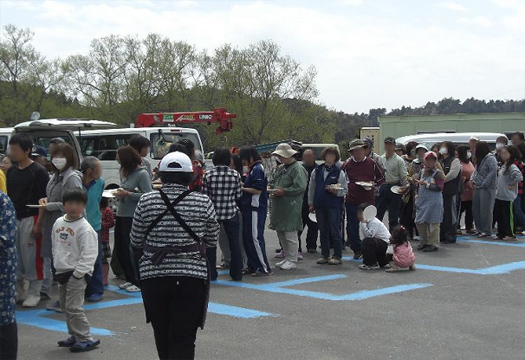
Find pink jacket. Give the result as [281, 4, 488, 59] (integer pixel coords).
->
[393, 242, 415, 268]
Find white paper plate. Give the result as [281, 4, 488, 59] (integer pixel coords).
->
[102, 190, 116, 198]
[267, 188, 279, 194]
[391, 185, 404, 194]
[355, 181, 374, 187]
[308, 212, 317, 223]
[26, 204, 46, 208]
[363, 205, 377, 221]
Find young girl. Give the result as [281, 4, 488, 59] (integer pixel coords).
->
[100, 197, 115, 286]
[386, 225, 416, 272]
[494, 145, 523, 240]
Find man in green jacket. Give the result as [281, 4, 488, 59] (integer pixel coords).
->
[269, 143, 308, 270]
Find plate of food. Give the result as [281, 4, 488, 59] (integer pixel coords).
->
[327, 184, 345, 191]
[267, 188, 280, 194]
[26, 204, 46, 209]
[152, 183, 162, 190]
[308, 212, 317, 223]
[390, 185, 405, 195]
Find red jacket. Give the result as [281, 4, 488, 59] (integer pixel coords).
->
[342, 157, 385, 205]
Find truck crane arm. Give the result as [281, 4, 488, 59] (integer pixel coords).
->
[135, 108, 237, 135]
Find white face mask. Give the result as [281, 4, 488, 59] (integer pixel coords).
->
[496, 143, 505, 150]
[439, 147, 448, 155]
[242, 165, 249, 174]
[52, 157, 67, 170]
[467, 151, 472, 159]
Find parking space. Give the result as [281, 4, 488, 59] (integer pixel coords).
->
[16, 229, 525, 360]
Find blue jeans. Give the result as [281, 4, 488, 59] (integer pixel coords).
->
[345, 203, 361, 252]
[317, 207, 342, 258]
[514, 195, 525, 228]
[85, 231, 104, 297]
[376, 184, 402, 230]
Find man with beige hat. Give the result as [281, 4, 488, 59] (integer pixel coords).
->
[269, 143, 308, 270]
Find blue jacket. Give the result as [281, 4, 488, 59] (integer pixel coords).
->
[314, 164, 343, 209]
[241, 162, 268, 210]
[84, 178, 105, 231]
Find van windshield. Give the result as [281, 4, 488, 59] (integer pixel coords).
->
[150, 132, 202, 160]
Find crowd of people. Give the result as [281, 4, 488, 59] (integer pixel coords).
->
[1, 130, 524, 360]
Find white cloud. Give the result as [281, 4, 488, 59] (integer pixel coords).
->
[458, 16, 492, 26]
[438, 1, 469, 12]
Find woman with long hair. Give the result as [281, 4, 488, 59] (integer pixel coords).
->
[494, 145, 523, 240]
[471, 141, 498, 238]
[113, 146, 152, 293]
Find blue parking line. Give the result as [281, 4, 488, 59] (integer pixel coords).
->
[342, 256, 525, 275]
[215, 274, 432, 300]
[208, 303, 275, 318]
[457, 238, 525, 247]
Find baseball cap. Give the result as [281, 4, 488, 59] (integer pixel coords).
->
[348, 139, 366, 152]
[31, 145, 47, 158]
[415, 144, 428, 152]
[159, 151, 193, 173]
[363, 137, 374, 148]
[384, 137, 396, 144]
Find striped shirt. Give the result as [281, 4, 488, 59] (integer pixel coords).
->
[130, 183, 219, 280]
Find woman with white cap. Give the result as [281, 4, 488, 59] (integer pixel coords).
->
[130, 151, 219, 360]
[269, 143, 308, 270]
[414, 151, 445, 252]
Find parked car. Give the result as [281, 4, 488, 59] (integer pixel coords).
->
[396, 132, 507, 151]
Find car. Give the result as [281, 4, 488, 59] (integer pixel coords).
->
[78, 127, 204, 189]
[396, 132, 507, 151]
[12, 119, 116, 165]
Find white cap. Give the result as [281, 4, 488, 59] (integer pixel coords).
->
[159, 151, 193, 173]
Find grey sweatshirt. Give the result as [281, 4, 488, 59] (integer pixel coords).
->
[496, 163, 523, 201]
[117, 167, 153, 217]
[471, 154, 498, 189]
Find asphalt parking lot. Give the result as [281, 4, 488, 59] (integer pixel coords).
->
[16, 228, 525, 360]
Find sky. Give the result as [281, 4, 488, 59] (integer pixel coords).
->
[1, 0, 525, 114]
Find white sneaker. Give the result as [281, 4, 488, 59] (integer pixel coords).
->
[22, 294, 41, 308]
[16, 281, 27, 304]
[276, 259, 287, 268]
[118, 282, 132, 289]
[125, 285, 141, 293]
[279, 261, 297, 270]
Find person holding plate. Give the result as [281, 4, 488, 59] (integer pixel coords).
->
[308, 147, 347, 265]
[342, 139, 385, 260]
[377, 137, 408, 231]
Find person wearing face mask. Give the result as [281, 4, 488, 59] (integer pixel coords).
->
[457, 145, 475, 234]
[438, 141, 462, 244]
[38, 143, 83, 309]
[494, 136, 509, 164]
[415, 151, 445, 252]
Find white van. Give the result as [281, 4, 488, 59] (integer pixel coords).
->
[396, 132, 507, 151]
[78, 127, 204, 189]
[0, 128, 14, 155]
[11, 119, 115, 164]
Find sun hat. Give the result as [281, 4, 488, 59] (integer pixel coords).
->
[271, 143, 297, 158]
[424, 151, 438, 160]
[384, 137, 396, 144]
[159, 151, 193, 173]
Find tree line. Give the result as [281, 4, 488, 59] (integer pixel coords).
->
[1, 24, 524, 151]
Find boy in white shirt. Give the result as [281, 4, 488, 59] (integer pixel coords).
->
[52, 188, 100, 352]
[357, 203, 391, 270]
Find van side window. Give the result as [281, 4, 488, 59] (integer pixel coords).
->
[81, 135, 134, 161]
[0, 135, 7, 154]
